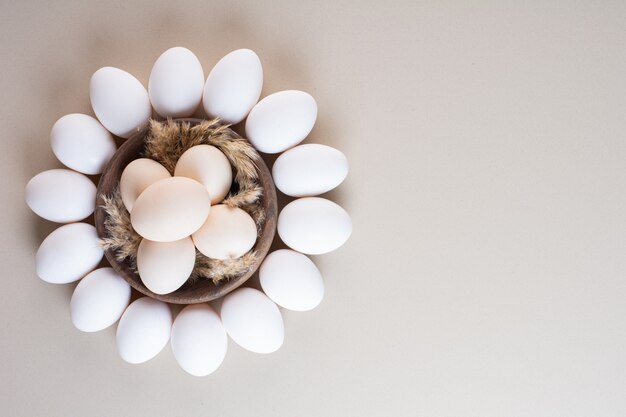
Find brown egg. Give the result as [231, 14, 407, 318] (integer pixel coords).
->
[131, 177, 210, 242]
[120, 158, 170, 212]
[137, 237, 195, 295]
[192, 204, 257, 260]
[174, 145, 232, 204]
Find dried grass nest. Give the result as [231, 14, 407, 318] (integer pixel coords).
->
[99, 118, 265, 284]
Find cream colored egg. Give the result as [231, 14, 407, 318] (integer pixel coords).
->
[36, 223, 104, 284]
[90, 67, 152, 138]
[220, 288, 284, 354]
[171, 304, 227, 377]
[116, 297, 172, 364]
[174, 145, 232, 204]
[137, 237, 195, 295]
[26, 169, 96, 223]
[70, 268, 131, 332]
[277, 197, 352, 255]
[120, 158, 171, 212]
[192, 205, 256, 260]
[131, 177, 210, 242]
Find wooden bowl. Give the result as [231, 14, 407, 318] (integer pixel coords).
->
[94, 118, 277, 304]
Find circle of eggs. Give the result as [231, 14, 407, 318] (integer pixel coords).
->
[27, 46, 354, 377]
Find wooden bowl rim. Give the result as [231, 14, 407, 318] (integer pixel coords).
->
[94, 118, 277, 304]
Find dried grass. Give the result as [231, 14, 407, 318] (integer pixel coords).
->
[99, 119, 264, 284]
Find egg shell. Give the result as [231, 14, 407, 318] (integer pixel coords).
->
[203, 49, 263, 124]
[131, 177, 210, 242]
[149, 47, 204, 118]
[171, 304, 227, 377]
[245, 90, 317, 154]
[26, 169, 96, 223]
[90, 67, 152, 138]
[116, 297, 172, 364]
[137, 237, 195, 295]
[50, 114, 116, 175]
[70, 267, 131, 332]
[277, 197, 352, 255]
[220, 287, 284, 354]
[259, 249, 324, 311]
[272, 144, 349, 197]
[192, 204, 257, 260]
[36, 223, 104, 284]
[120, 158, 171, 212]
[174, 145, 232, 204]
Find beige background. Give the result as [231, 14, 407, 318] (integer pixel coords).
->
[1, 0, 625, 416]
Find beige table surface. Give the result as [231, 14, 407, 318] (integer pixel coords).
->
[1, 1, 625, 416]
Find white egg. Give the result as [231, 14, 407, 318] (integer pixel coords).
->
[90, 67, 152, 138]
[259, 250, 324, 311]
[171, 304, 227, 377]
[277, 197, 352, 255]
[26, 169, 96, 223]
[174, 145, 232, 204]
[203, 49, 263, 124]
[149, 47, 204, 118]
[36, 223, 104, 284]
[245, 90, 317, 154]
[70, 267, 131, 332]
[192, 205, 257, 260]
[137, 237, 195, 295]
[272, 144, 348, 197]
[116, 297, 172, 364]
[220, 287, 284, 354]
[130, 177, 210, 242]
[50, 114, 117, 175]
[120, 158, 171, 212]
